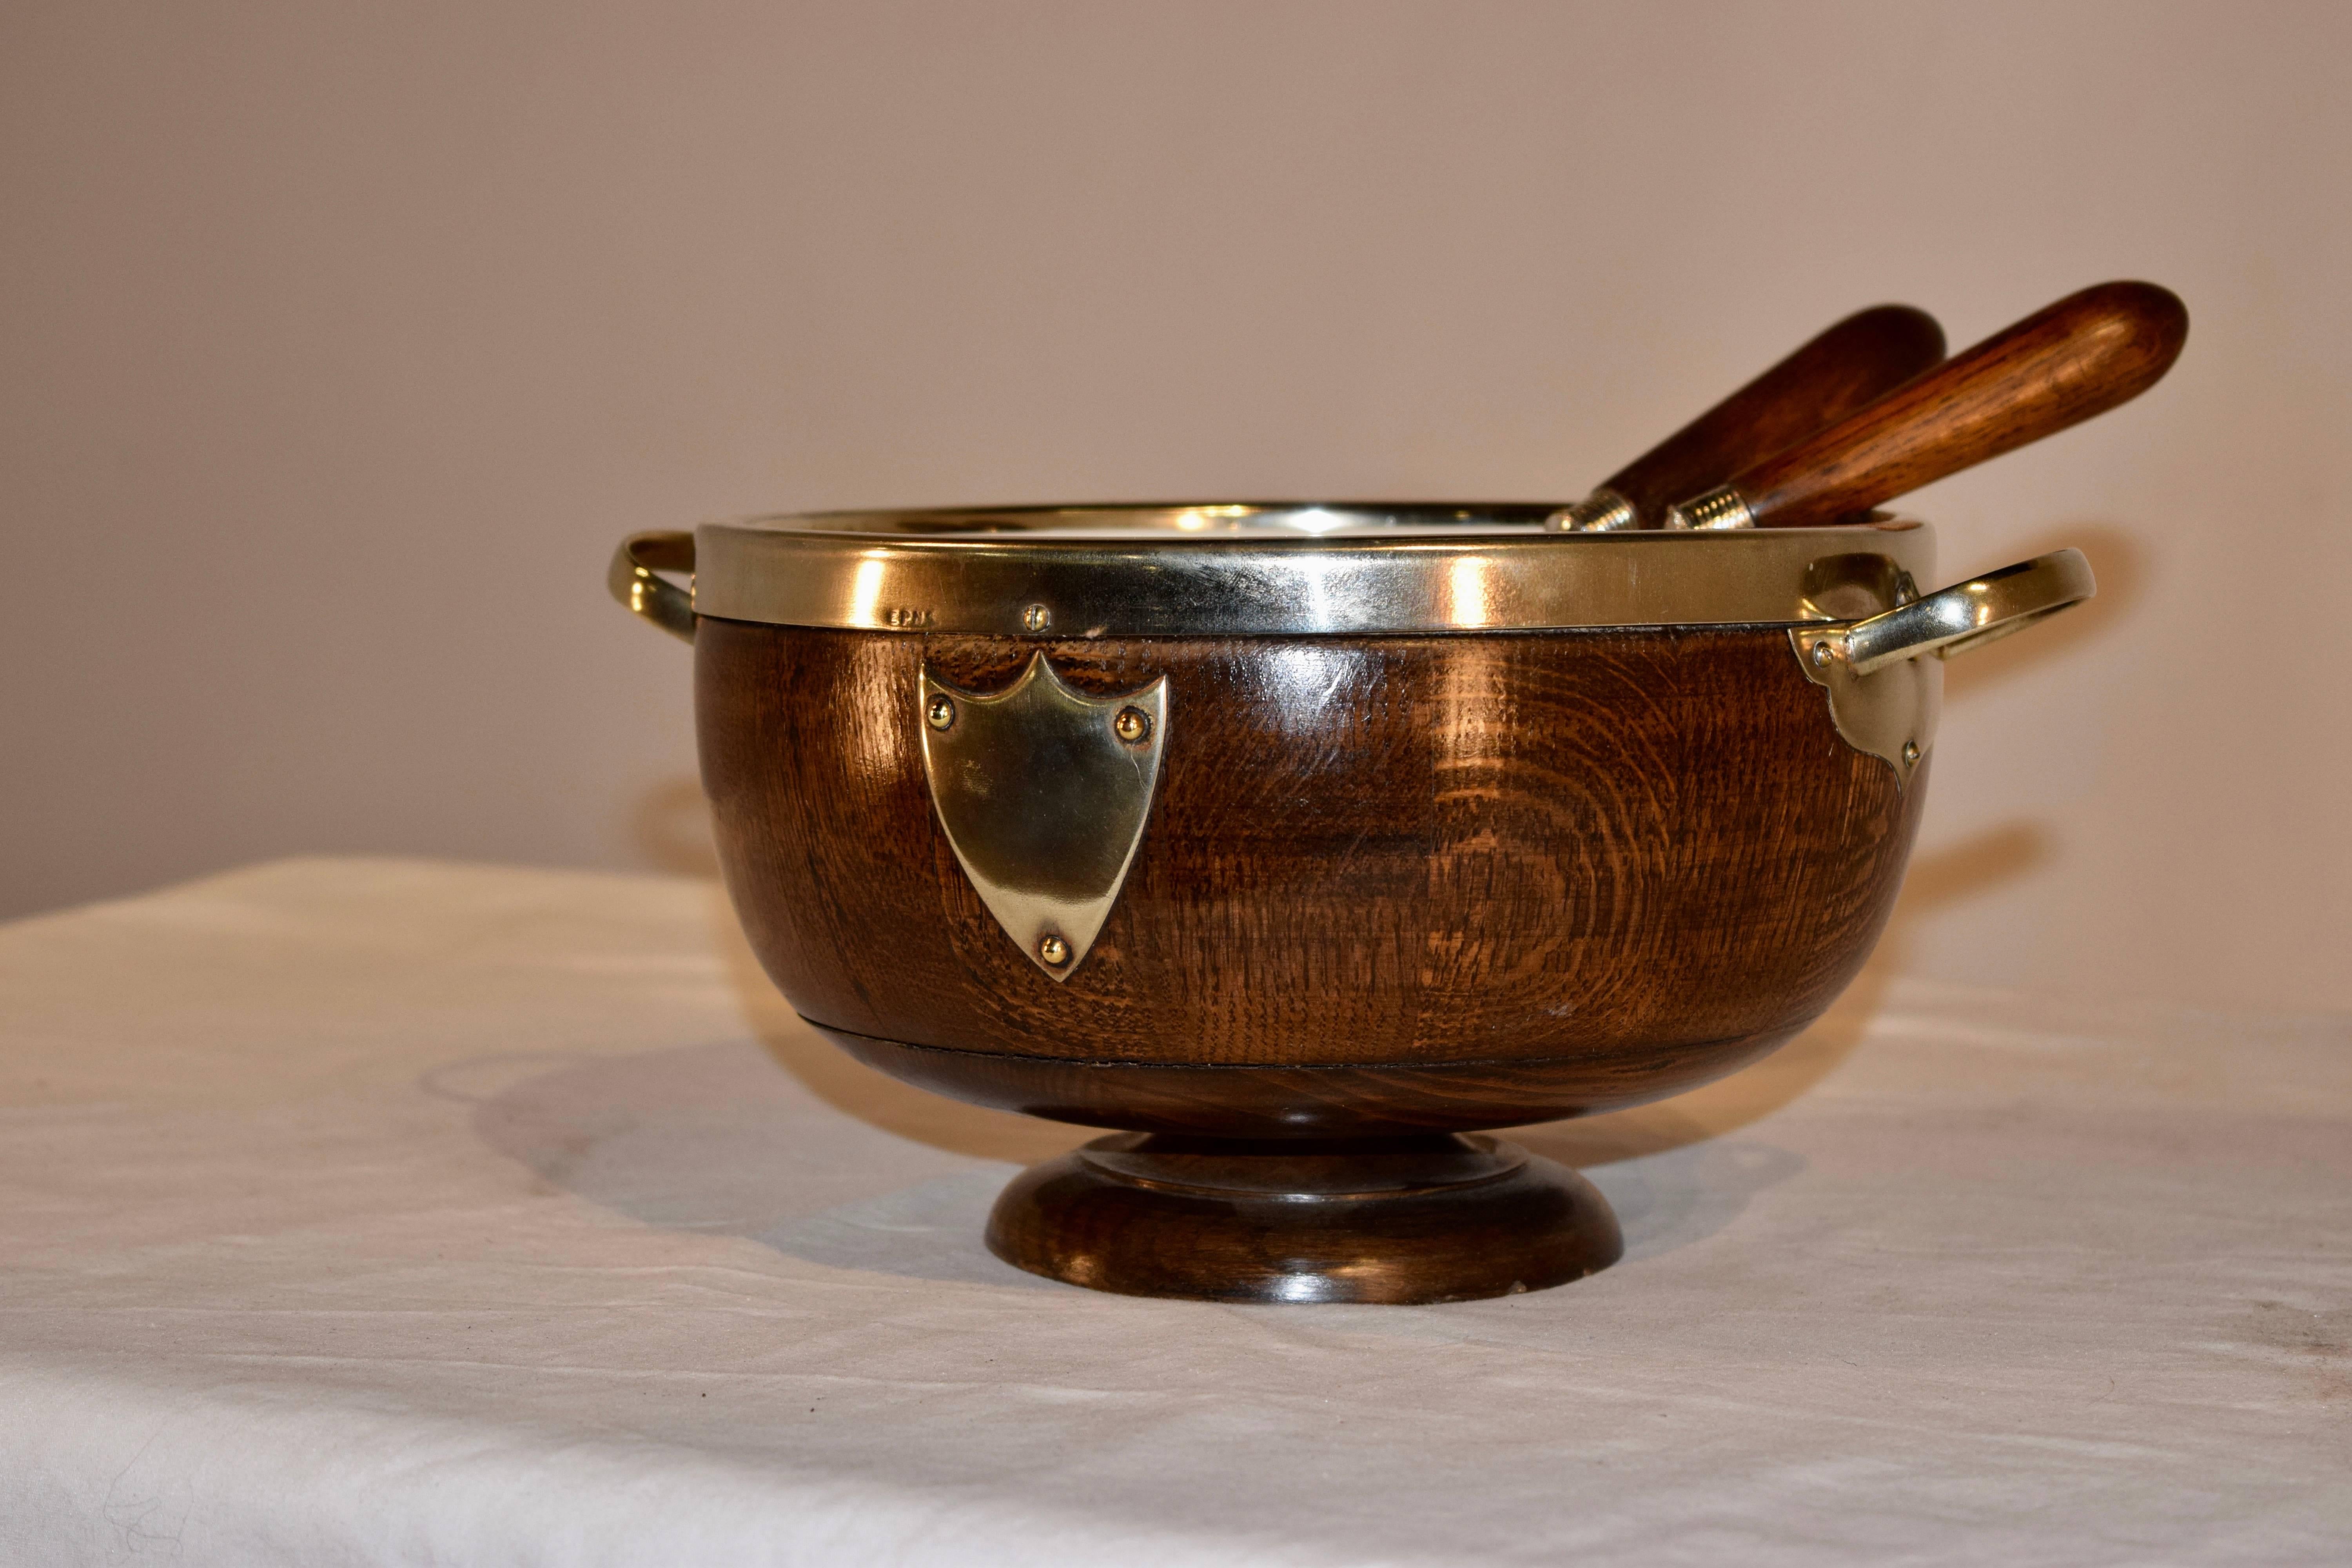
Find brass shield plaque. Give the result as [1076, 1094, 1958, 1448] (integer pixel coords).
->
[918, 655, 1167, 980]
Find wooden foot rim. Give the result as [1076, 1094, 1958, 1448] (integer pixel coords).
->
[986, 1133, 1622, 1304]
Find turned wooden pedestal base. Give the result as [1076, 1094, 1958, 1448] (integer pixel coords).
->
[985, 1133, 1622, 1304]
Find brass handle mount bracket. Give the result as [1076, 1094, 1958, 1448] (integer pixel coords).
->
[1790, 548, 2096, 786]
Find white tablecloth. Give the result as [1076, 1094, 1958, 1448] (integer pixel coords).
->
[2, 858, 2345, 1565]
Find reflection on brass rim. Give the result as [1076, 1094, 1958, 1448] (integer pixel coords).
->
[689, 504, 1936, 635]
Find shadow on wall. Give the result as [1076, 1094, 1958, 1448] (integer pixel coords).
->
[633, 775, 721, 878]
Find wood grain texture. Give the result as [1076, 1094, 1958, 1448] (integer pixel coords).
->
[699, 621, 1926, 1087]
[1731, 281, 2188, 528]
[1603, 304, 1945, 524]
[985, 1132, 1623, 1303]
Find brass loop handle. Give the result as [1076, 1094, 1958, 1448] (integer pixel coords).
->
[609, 530, 697, 644]
[1840, 548, 2094, 675]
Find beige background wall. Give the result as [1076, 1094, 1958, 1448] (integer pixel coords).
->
[4, 2, 2345, 1011]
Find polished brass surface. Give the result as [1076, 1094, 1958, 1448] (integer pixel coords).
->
[1840, 549, 2095, 674]
[1661, 485, 1757, 531]
[918, 653, 1169, 981]
[1795, 548, 1923, 621]
[607, 530, 697, 643]
[1791, 548, 2095, 781]
[1791, 622, 1942, 786]
[688, 506, 1936, 635]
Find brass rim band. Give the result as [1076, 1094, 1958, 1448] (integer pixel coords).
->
[644, 505, 1939, 637]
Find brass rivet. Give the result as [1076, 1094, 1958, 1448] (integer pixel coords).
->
[924, 694, 956, 731]
[1022, 604, 1051, 632]
[1038, 934, 1069, 967]
[1112, 705, 1151, 744]
[1902, 739, 1920, 765]
[1810, 639, 1835, 667]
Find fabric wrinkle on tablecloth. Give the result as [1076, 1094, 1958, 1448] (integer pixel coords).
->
[0, 857, 2345, 1565]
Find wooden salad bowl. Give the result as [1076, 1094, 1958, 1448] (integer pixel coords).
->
[612, 505, 2094, 1303]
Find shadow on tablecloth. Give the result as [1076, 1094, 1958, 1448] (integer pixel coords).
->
[467, 803, 2053, 1290]
[470, 1034, 1804, 1284]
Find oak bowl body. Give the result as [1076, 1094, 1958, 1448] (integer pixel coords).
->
[686, 506, 1944, 1138]
[611, 504, 2094, 1300]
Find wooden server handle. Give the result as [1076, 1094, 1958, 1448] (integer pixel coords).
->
[1664, 281, 2188, 530]
[1553, 305, 1944, 530]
